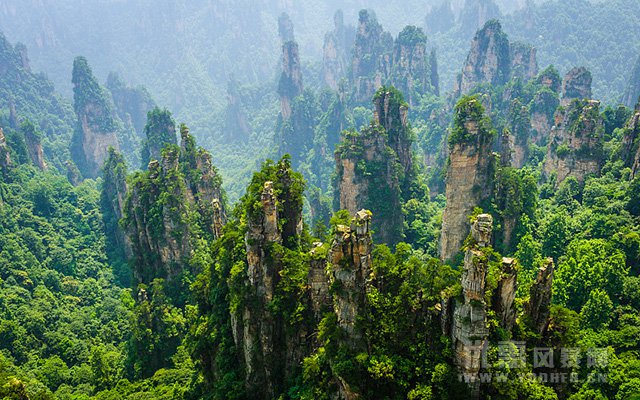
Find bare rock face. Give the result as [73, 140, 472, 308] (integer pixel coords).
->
[543, 99, 604, 185]
[492, 257, 518, 331]
[561, 67, 592, 106]
[621, 105, 640, 178]
[373, 88, 412, 176]
[21, 122, 47, 170]
[526, 258, 554, 335]
[233, 159, 306, 399]
[309, 243, 331, 323]
[623, 55, 640, 108]
[328, 209, 372, 341]
[391, 26, 430, 106]
[278, 41, 303, 120]
[530, 88, 560, 145]
[351, 10, 388, 103]
[101, 148, 132, 260]
[70, 57, 120, 179]
[322, 10, 355, 91]
[440, 98, 495, 261]
[106, 72, 156, 137]
[455, 20, 511, 96]
[124, 127, 225, 285]
[223, 79, 251, 142]
[451, 214, 493, 398]
[510, 42, 538, 82]
[0, 127, 10, 169]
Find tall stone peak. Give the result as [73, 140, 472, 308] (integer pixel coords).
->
[20, 120, 47, 170]
[620, 104, 640, 178]
[0, 127, 10, 170]
[277, 40, 303, 120]
[543, 99, 604, 185]
[322, 10, 355, 90]
[525, 258, 554, 335]
[106, 72, 156, 137]
[223, 78, 251, 141]
[70, 56, 120, 179]
[277, 12, 294, 42]
[141, 107, 177, 167]
[391, 26, 433, 106]
[124, 127, 225, 286]
[622, 55, 640, 108]
[440, 96, 496, 261]
[459, 0, 502, 36]
[509, 41, 538, 82]
[561, 66, 592, 105]
[455, 20, 539, 97]
[536, 65, 562, 93]
[455, 19, 511, 95]
[334, 88, 413, 246]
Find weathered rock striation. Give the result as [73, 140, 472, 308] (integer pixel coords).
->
[322, 10, 355, 91]
[543, 99, 604, 185]
[70, 56, 120, 179]
[124, 127, 225, 286]
[561, 67, 592, 106]
[278, 40, 303, 121]
[623, 55, 640, 108]
[525, 258, 555, 336]
[440, 97, 495, 261]
[455, 20, 538, 97]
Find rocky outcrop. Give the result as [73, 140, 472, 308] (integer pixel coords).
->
[141, 107, 177, 167]
[0, 127, 10, 169]
[525, 258, 554, 335]
[455, 20, 538, 97]
[451, 214, 493, 398]
[21, 121, 46, 170]
[455, 20, 511, 96]
[391, 26, 431, 106]
[510, 42, 538, 82]
[106, 72, 156, 136]
[328, 209, 372, 342]
[623, 55, 640, 108]
[235, 159, 305, 398]
[492, 257, 518, 331]
[351, 9, 390, 103]
[430, 48, 440, 96]
[561, 67, 592, 106]
[277, 12, 294, 42]
[440, 97, 495, 261]
[223, 79, 251, 142]
[459, 0, 502, 37]
[334, 88, 411, 246]
[70, 56, 120, 179]
[543, 99, 604, 185]
[621, 105, 640, 178]
[506, 99, 531, 168]
[124, 127, 225, 285]
[322, 10, 355, 91]
[278, 41, 303, 121]
[101, 148, 132, 262]
[530, 87, 560, 145]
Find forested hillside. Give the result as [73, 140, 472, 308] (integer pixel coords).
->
[1, 1, 640, 399]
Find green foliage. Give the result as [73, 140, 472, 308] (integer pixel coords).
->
[449, 95, 496, 148]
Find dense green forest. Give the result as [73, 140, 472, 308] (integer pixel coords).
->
[1, 1, 640, 399]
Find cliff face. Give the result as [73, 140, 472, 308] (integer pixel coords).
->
[106, 72, 156, 136]
[351, 10, 389, 103]
[334, 88, 411, 246]
[451, 214, 493, 398]
[561, 67, 592, 106]
[525, 258, 554, 335]
[509, 42, 538, 82]
[101, 148, 132, 265]
[124, 127, 225, 286]
[21, 121, 46, 170]
[278, 41, 303, 121]
[455, 20, 538, 97]
[233, 159, 305, 398]
[440, 97, 495, 261]
[141, 107, 177, 167]
[223, 79, 251, 142]
[621, 105, 640, 178]
[623, 55, 640, 108]
[0, 127, 10, 169]
[530, 87, 560, 145]
[70, 56, 120, 179]
[492, 257, 518, 331]
[322, 10, 355, 91]
[543, 99, 604, 185]
[391, 26, 431, 106]
[455, 20, 511, 96]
